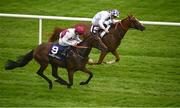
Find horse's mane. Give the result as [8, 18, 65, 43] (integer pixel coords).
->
[114, 15, 134, 30]
[48, 27, 65, 42]
[48, 23, 91, 42]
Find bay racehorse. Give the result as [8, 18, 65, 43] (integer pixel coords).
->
[5, 34, 107, 89]
[48, 15, 145, 64]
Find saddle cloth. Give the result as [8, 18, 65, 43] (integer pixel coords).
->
[48, 43, 68, 61]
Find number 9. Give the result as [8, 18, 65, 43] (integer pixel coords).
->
[51, 46, 59, 54]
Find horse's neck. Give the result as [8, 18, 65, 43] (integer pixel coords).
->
[78, 39, 92, 58]
[115, 19, 131, 39]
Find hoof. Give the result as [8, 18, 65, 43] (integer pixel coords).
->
[54, 80, 68, 85]
[80, 82, 88, 85]
[67, 85, 71, 88]
[88, 62, 101, 65]
[106, 60, 116, 64]
[67, 84, 72, 88]
[49, 84, 53, 89]
[88, 59, 99, 65]
[54, 79, 59, 82]
[88, 58, 94, 63]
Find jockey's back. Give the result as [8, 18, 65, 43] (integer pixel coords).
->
[59, 28, 82, 46]
[92, 11, 111, 26]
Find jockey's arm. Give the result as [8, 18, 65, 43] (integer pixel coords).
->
[99, 19, 106, 30]
[112, 19, 119, 24]
[61, 34, 77, 46]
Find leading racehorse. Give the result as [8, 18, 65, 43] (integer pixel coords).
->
[48, 15, 145, 64]
[5, 34, 107, 89]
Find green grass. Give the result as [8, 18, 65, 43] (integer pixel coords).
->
[0, 0, 180, 107]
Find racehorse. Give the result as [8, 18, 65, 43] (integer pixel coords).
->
[5, 34, 107, 89]
[48, 15, 145, 64]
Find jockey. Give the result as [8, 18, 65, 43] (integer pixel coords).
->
[59, 26, 85, 47]
[91, 9, 120, 37]
[58, 26, 85, 56]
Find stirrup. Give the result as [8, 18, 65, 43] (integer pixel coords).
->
[100, 25, 111, 38]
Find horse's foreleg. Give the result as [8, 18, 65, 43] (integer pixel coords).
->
[51, 65, 68, 85]
[80, 68, 93, 85]
[97, 52, 108, 64]
[36, 64, 53, 89]
[67, 69, 74, 88]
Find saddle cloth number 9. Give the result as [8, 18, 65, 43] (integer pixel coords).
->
[51, 46, 59, 54]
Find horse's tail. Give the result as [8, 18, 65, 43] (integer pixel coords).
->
[48, 27, 65, 42]
[5, 50, 34, 70]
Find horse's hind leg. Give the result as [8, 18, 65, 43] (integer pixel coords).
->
[51, 64, 68, 85]
[97, 52, 108, 64]
[80, 68, 93, 85]
[89, 52, 107, 65]
[112, 50, 120, 62]
[37, 64, 53, 89]
[106, 50, 120, 64]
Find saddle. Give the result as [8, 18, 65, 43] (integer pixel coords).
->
[48, 43, 69, 61]
[91, 24, 111, 38]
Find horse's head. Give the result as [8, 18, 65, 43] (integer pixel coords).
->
[127, 15, 145, 31]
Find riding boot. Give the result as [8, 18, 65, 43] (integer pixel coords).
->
[100, 31, 106, 38]
[100, 25, 111, 38]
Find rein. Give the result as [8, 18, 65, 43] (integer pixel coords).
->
[74, 45, 90, 60]
[74, 45, 89, 49]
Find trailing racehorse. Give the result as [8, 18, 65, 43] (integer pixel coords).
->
[48, 15, 145, 64]
[5, 34, 107, 89]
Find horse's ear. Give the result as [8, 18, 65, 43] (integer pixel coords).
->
[127, 14, 131, 20]
[128, 13, 133, 17]
[127, 13, 133, 20]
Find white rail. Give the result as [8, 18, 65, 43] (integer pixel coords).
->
[140, 21, 180, 26]
[1, 13, 180, 44]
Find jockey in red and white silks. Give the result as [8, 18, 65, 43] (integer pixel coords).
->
[59, 26, 85, 46]
[91, 9, 120, 37]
